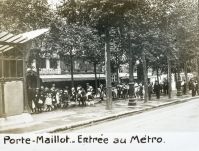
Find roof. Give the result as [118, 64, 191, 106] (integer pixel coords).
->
[40, 74, 106, 82]
[0, 28, 49, 53]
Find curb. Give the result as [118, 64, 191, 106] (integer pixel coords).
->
[31, 96, 199, 134]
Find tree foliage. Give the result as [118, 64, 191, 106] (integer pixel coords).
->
[0, 0, 52, 33]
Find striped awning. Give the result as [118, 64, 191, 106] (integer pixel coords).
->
[0, 28, 49, 53]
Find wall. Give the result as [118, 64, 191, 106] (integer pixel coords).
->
[4, 81, 23, 116]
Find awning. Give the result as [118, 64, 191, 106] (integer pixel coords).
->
[40, 74, 106, 82]
[0, 28, 49, 53]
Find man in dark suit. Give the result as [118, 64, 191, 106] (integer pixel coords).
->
[154, 80, 160, 99]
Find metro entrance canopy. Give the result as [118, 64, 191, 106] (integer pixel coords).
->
[0, 29, 49, 126]
[0, 29, 49, 52]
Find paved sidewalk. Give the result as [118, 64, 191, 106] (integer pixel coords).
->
[0, 94, 198, 134]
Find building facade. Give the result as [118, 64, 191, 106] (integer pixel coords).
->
[31, 55, 106, 89]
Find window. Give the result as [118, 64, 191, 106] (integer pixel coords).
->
[4, 60, 9, 77]
[50, 58, 57, 69]
[74, 61, 80, 70]
[40, 58, 46, 68]
[0, 59, 23, 78]
[17, 60, 23, 77]
[10, 60, 16, 77]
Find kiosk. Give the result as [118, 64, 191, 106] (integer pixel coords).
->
[0, 29, 48, 128]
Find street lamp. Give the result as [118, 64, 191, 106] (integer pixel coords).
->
[176, 60, 182, 96]
[128, 43, 137, 106]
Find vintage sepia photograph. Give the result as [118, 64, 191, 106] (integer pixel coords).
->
[0, 1, 199, 148]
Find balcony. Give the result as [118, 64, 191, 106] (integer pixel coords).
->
[40, 68, 61, 75]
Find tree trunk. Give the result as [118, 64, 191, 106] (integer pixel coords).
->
[167, 56, 172, 99]
[116, 64, 120, 84]
[196, 53, 199, 94]
[197, 0, 199, 94]
[23, 44, 32, 112]
[105, 29, 112, 110]
[94, 62, 98, 94]
[156, 67, 159, 83]
[174, 70, 177, 89]
[176, 64, 182, 96]
[70, 49, 74, 88]
[142, 51, 148, 103]
[36, 59, 40, 88]
[115, 53, 120, 84]
[184, 61, 188, 94]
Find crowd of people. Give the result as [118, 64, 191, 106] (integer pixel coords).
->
[29, 83, 100, 113]
[188, 79, 199, 97]
[28, 78, 196, 114]
[111, 80, 169, 101]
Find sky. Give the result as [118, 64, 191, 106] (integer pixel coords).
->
[48, 0, 62, 9]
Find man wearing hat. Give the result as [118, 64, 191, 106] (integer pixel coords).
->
[154, 80, 160, 99]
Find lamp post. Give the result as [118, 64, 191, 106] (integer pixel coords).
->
[128, 39, 136, 106]
[176, 62, 182, 96]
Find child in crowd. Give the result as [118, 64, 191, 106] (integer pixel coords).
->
[56, 89, 61, 108]
[45, 93, 53, 111]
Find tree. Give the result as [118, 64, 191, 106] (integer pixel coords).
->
[45, 16, 104, 89]
[58, 0, 140, 109]
[0, 0, 51, 33]
[58, 0, 162, 103]
[0, 0, 52, 88]
[81, 30, 104, 93]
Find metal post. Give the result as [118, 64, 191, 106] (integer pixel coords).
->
[128, 33, 136, 106]
[105, 30, 112, 110]
[0, 53, 6, 117]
